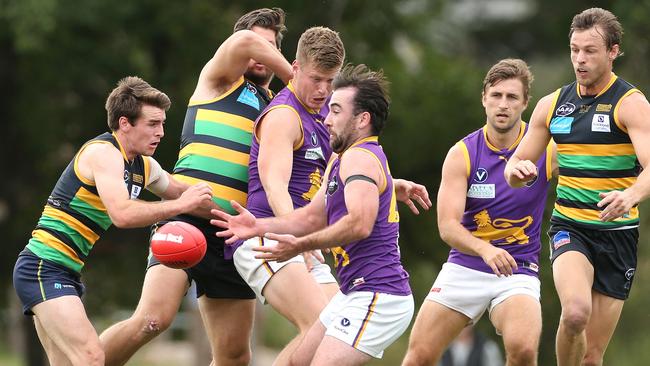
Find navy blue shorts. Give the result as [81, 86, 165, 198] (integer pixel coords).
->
[147, 215, 255, 300]
[548, 220, 638, 300]
[13, 249, 85, 315]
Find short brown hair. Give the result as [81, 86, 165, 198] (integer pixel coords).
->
[333, 64, 390, 135]
[482, 59, 534, 101]
[570, 8, 623, 56]
[234, 8, 287, 48]
[105, 76, 171, 131]
[296, 26, 345, 72]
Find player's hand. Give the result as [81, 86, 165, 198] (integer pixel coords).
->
[252, 233, 301, 262]
[598, 190, 636, 222]
[478, 245, 518, 277]
[210, 200, 258, 244]
[394, 179, 432, 215]
[302, 250, 325, 271]
[178, 183, 213, 211]
[506, 160, 538, 187]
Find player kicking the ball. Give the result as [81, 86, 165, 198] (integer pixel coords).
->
[12, 77, 213, 366]
[213, 64, 420, 365]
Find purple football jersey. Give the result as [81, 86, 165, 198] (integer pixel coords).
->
[227, 82, 332, 258]
[326, 137, 411, 295]
[447, 122, 550, 277]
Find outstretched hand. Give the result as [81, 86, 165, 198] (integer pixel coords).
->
[394, 179, 432, 214]
[209, 200, 258, 245]
[252, 233, 302, 262]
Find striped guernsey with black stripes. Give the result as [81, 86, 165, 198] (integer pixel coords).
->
[172, 77, 273, 214]
[26, 132, 150, 273]
[547, 73, 642, 229]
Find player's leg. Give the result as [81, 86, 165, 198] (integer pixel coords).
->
[581, 291, 624, 366]
[490, 294, 541, 366]
[306, 251, 340, 300]
[553, 251, 593, 366]
[401, 300, 469, 365]
[311, 291, 413, 366]
[198, 297, 255, 365]
[100, 264, 189, 366]
[402, 263, 490, 365]
[32, 296, 104, 366]
[263, 262, 330, 365]
[33, 316, 72, 366]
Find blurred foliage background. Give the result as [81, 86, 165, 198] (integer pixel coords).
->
[2, 0, 650, 364]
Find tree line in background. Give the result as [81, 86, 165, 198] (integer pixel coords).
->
[2, 0, 650, 364]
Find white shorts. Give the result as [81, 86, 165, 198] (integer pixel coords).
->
[319, 291, 414, 358]
[233, 236, 337, 303]
[425, 262, 540, 325]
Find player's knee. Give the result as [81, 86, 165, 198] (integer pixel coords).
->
[505, 340, 537, 366]
[75, 343, 105, 366]
[131, 312, 175, 341]
[215, 347, 251, 366]
[560, 303, 591, 334]
[402, 346, 436, 366]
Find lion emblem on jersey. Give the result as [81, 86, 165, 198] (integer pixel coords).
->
[471, 209, 532, 245]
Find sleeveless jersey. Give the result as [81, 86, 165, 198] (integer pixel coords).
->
[546, 74, 641, 229]
[172, 77, 272, 214]
[227, 82, 331, 258]
[26, 133, 151, 273]
[326, 137, 411, 295]
[449, 122, 551, 276]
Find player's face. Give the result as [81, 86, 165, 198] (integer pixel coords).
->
[244, 26, 277, 86]
[482, 78, 527, 134]
[125, 104, 166, 157]
[325, 87, 359, 153]
[570, 26, 618, 93]
[292, 60, 339, 110]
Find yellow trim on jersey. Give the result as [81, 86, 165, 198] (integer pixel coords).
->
[555, 203, 638, 222]
[195, 109, 254, 133]
[178, 143, 250, 166]
[173, 175, 247, 205]
[557, 143, 635, 156]
[32, 229, 83, 265]
[456, 141, 471, 178]
[76, 187, 106, 211]
[545, 89, 562, 128]
[43, 206, 100, 244]
[254, 105, 304, 150]
[559, 176, 636, 191]
[345, 137, 386, 193]
[111, 132, 130, 162]
[482, 121, 525, 152]
[143, 156, 151, 187]
[287, 81, 319, 114]
[188, 77, 244, 106]
[577, 73, 617, 98]
[73, 140, 113, 186]
[613, 88, 642, 134]
[545, 143, 553, 181]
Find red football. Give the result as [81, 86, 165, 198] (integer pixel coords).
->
[150, 221, 207, 269]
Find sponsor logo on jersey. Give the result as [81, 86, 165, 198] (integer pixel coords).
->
[327, 177, 339, 195]
[305, 146, 325, 161]
[596, 103, 612, 112]
[591, 114, 611, 132]
[132, 173, 143, 184]
[310, 131, 318, 146]
[237, 87, 260, 110]
[474, 168, 488, 183]
[467, 184, 495, 199]
[550, 117, 574, 134]
[130, 185, 142, 200]
[556, 102, 576, 116]
[579, 104, 592, 114]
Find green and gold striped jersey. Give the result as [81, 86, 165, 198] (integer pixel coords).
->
[547, 73, 642, 229]
[26, 132, 151, 272]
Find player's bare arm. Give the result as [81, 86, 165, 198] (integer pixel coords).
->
[81, 143, 212, 228]
[505, 93, 555, 187]
[438, 144, 517, 276]
[257, 107, 302, 216]
[599, 92, 650, 221]
[254, 148, 381, 262]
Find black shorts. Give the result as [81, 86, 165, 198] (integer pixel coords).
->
[13, 249, 85, 315]
[147, 215, 255, 300]
[548, 220, 638, 300]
